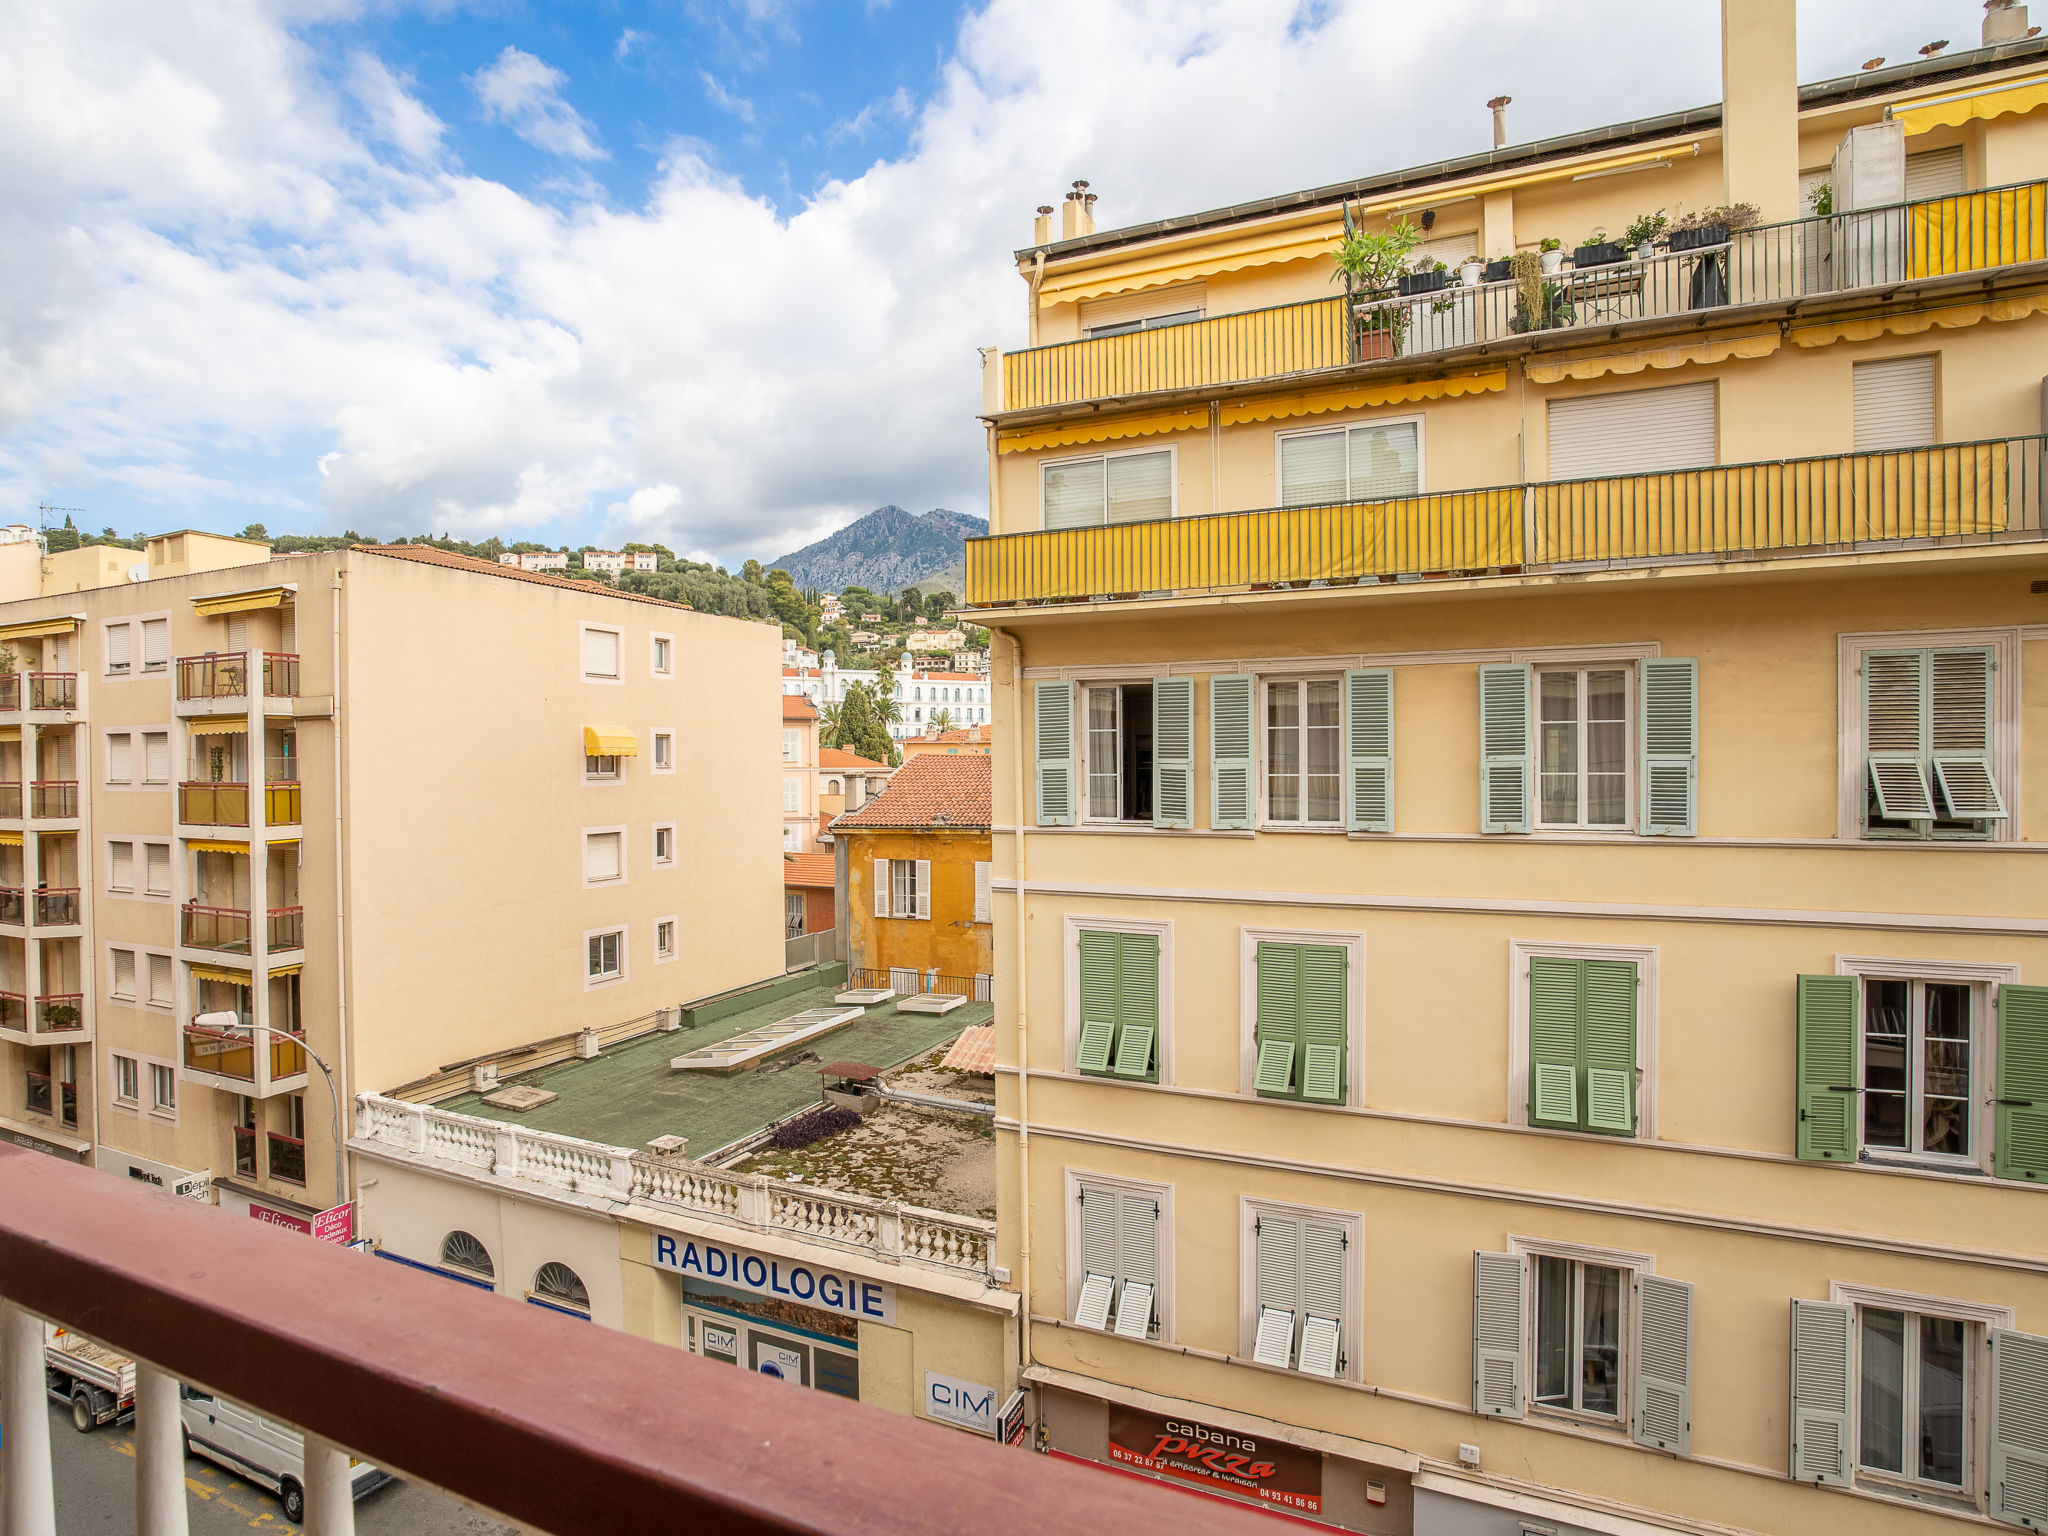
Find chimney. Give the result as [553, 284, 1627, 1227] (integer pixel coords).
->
[1984, 0, 2035, 44]
[1033, 204, 1054, 245]
[1061, 190, 1080, 240]
[1488, 95, 1511, 149]
[1918, 39, 1949, 58]
[1720, 0, 1800, 222]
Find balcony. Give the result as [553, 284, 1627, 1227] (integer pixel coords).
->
[29, 780, 77, 819]
[32, 888, 79, 927]
[0, 1145, 1218, 1536]
[26, 672, 75, 711]
[0, 783, 20, 819]
[1002, 180, 2048, 411]
[0, 673, 17, 711]
[182, 1020, 305, 1085]
[0, 888, 21, 926]
[177, 651, 248, 700]
[966, 436, 2046, 608]
[179, 780, 248, 826]
[264, 651, 300, 697]
[181, 902, 250, 952]
[267, 780, 302, 825]
[270, 905, 304, 951]
[267, 1131, 306, 1185]
[35, 994, 84, 1033]
[0, 992, 24, 1033]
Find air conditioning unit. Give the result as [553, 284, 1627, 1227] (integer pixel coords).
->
[574, 1030, 601, 1060]
[656, 1007, 680, 1033]
[470, 1062, 500, 1092]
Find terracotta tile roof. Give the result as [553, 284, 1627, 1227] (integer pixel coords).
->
[782, 695, 819, 721]
[941, 1025, 996, 1074]
[782, 851, 836, 889]
[831, 752, 990, 831]
[354, 544, 694, 609]
[819, 747, 888, 770]
[916, 671, 985, 682]
[906, 727, 989, 747]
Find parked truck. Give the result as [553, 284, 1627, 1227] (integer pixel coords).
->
[45, 1323, 136, 1432]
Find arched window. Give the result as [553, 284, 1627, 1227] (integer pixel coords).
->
[828, 778, 842, 794]
[533, 1262, 590, 1313]
[440, 1231, 494, 1279]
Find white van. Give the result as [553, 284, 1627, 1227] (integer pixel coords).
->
[179, 1386, 392, 1524]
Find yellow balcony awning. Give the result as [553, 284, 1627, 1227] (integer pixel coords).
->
[997, 406, 1210, 456]
[192, 588, 288, 618]
[0, 832, 20, 847]
[0, 727, 18, 742]
[1223, 368, 1506, 426]
[1038, 226, 1344, 307]
[1892, 75, 2048, 135]
[188, 719, 248, 735]
[1524, 334, 1778, 385]
[1792, 291, 2048, 348]
[267, 836, 300, 848]
[190, 964, 252, 988]
[268, 963, 302, 978]
[0, 617, 78, 643]
[583, 725, 639, 757]
[188, 839, 248, 855]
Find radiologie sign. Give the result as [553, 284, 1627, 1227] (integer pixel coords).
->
[652, 1233, 897, 1324]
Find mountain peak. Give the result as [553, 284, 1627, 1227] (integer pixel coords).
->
[771, 505, 986, 595]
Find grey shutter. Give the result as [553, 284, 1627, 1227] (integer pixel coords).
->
[1789, 1299, 1853, 1486]
[1990, 1327, 2048, 1528]
[1479, 664, 1532, 834]
[1152, 676, 1194, 829]
[973, 861, 992, 925]
[1253, 1213, 1300, 1368]
[1209, 674, 1255, 830]
[1639, 658, 1697, 836]
[1298, 1221, 1346, 1379]
[1905, 144, 1966, 200]
[1853, 356, 1936, 452]
[1864, 650, 1935, 820]
[1043, 459, 1107, 531]
[1034, 680, 1075, 826]
[1079, 282, 1206, 335]
[1931, 647, 2006, 820]
[1116, 1189, 1159, 1339]
[1075, 1183, 1118, 1329]
[1106, 452, 1173, 526]
[1344, 668, 1393, 833]
[1632, 1274, 1693, 1455]
[1546, 382, 1717, 480]
[1472, 1251, 1526, 1418]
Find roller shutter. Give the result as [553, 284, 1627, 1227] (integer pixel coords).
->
[1547, 382, 1717, 481]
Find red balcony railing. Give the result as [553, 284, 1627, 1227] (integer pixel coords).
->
[267, 1132, 306, 1185]
[0, 991, 24, 1031]
[179, 781, 249, 826]
[0, 673, 17, 711]
[181, 903, 250, 952]
[29, 780, 77, 819]
[177, 652, 249, 700]
[0, 1144, 1246, 1536]
[0, 783, 20, 818]
[27, 672, 75, 710]
[268, 906, 304, 951]
[263, 652, 299, 697]
[32, 887, 79, 926]
[0, 888, 21, 926]
[35, 994, 84, 1032]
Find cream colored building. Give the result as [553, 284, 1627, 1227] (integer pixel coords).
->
[975, 13, 2048, 1536]
[783, 694, 821, 851]
[0, 528, 274, 604]
[0, 542, 782, 1232]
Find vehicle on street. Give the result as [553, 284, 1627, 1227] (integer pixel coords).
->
[44, 1324, 135, 1433]
[179, 1386, 393, 1524]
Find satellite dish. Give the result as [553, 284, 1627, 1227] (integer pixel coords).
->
[127, 563, 148, 584]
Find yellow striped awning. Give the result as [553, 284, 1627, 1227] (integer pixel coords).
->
[187, 839, 248, 855]
[1523, 333, 1779, 385]
[583, 725, 639, 757]
[190, 964, 252, 987]
[267, 837, 300, 849]
[1039, 226, 1343, 307]
[187, 719, 248, 735]
[997, 406, 1210, 455]
[0, 726, 18, 742]
[1791, 291, 2048, 348]
[1893, 75, 2048, 136]
[0, 617, 78, 642]
[0, 832, 20, 847]
[268, 963, 302, 978]
[192, 588, 288, 618]
[1223, 369, 1506, 426]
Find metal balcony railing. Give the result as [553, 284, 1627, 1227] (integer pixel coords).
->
[264, 651, 299, 697]
[33, 888, 79, 926]
[29, 780, 76, 819]
[267, 1131, 306, 1185]
[0, 888, 21, 926]
[177, 652, 248, 699]
[269, 906, 304, 951]
[181, 903, 250, 952]
[266, 780, 301, 824]
[0, 1145, 1237, 1536]
[0, 783, 20, 819]
[35, 994, 84, 1033]
[966, 435, 2047, 606]
[179, 781, 249, 826]
[1001, 179, 2048, 410]
[0, 991, 24, 1032]
[27, 672, 75, 711]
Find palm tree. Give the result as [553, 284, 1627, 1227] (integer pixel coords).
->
[818, 699, 843, 744]
[930, 709, 955, 734]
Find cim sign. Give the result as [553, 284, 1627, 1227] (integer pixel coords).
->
[652, 1233, 896, 1324]
[924, 1372, 997, 1437]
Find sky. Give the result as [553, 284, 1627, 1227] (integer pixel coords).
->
[0, 0, 1993, 569]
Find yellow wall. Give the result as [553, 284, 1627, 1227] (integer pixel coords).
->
[842, 827, 992, 980]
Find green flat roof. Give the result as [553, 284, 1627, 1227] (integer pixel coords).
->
[440, 975, 992, 1158]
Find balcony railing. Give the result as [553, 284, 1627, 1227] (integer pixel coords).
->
[0, 1145, 1234, 1536]
[264, 651, 299, 697]
[0, 673, 17, 711]
[181, 903, 250, 952]
[0, 888, 21, 926]
[266, 780, 301, 824]
[29, 780, 76, 819]
[182, 1021, 306, 1083]
[35, 994, 84, 1033]
[0, 992, 24, 1032]
[269, 906, 304, 951]
[27, 672, 75, 711]
[1002, 179, 2048, 410]
[0, 783, 20, 818]
[967, 435, 2047, 606]
[177, 651, 248, 699]
[33, 888, 79, 926]
[179, 781, 248, 826]
[267, 1131, 306, 1185]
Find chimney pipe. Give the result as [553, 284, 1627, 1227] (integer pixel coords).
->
[1034, 204, 1054, 245]
[1983, 1, 2035, 44]
[1060, 192, 1080, 241]
[1080, 193, 1097, 236]
[1487, 95, 1511, 149]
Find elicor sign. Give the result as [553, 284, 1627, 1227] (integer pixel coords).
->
[924, 1372, 997, 1436]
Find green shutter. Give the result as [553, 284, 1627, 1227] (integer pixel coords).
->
[1254, 942, 1301, 1098]
[1581, 959, 1638, 1136]
[1996, 983, 2048, 1183]
[1795, 974, 1859, 1161]
[1479, 663, 1532, 834]
[1077, 930, 1119, 1076]
[1112, 1024, 1156, 1079]
[1034, 680, 1075, 826]
[1528, 955, 1581, 1127]
[1076, 1021, 1115, 1074]
[1255, 1038, 1297, 1096]
[1639, 657, 1697, 836]
[1344, 668, 1393, 833]
[1152, 676, 1194, 830]
[1299, 944, 1348, 1104]
[1209, 674, 1255, 830]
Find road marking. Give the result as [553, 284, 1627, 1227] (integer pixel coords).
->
[247, 1514, 275, 1528]
[186, 1477, 215, 1499]
[114, 1440, 135, 1458]
[217, 1495, 258, 1516]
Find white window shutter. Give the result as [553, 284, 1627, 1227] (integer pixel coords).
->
[582, 628, 619, 677]
[1864, 650, 1935, 819]
[1547, 381, 1717, 480]
[107, 734, 131, 784]
[1034, 681, 1075, 826]
[1478, 664, 1533, 834]
[1930, 647, 2006, 820]
[1639, 658, 1698, 836]
[1344, 668, 1393, 833]
[1990, 1327, 2048, 1528]
[1151, 676, 1193, 829]
[1298, 1221, 1346, 1379]
[1905, 144, 1966, 200]
[1113, 1281, 1154, 1340]
[1472, 1251, 1526, 1418]
[1208, 674, 1254, 829]
[1118, 1189, 1159, 1338]
[110, 842, 133, 890]
[145, 843, 170, 895]
[1076, 1183, 1119, 1329]
[973, 862, 992, 925]
[1254, 1213, 1300, 1367]
[584, 832, 621, 881]
[1853, 356, 1936, 452]
[144, 733, 170, 783]
[1253, 1307, 1296, 1369]
[1789, 1299, 1854, 1486]
[1632, 1274, 1693, 1455]
[1279, 430, 1348, 507]
[106, 624, 132, 670]
[913, 860, 931, 921]
[1074, 1274, 1114, 1332]
[141, 619, 168, 667]
[873, 859, 890, 919]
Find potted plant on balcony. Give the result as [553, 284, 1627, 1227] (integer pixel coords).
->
[1672, 203, 1760, 308]
[42, 1001, 79, 1031]
[1572, 228, 1625, 268]
[1482, 254, 1514, 282]
[1538, 237, 1564, 276]
[1507, 250, 1575, 334]
[1331, 213, 1423, 361]
[1397, 257, 1450, 295]
[1459, 256, 1484, 287]
[1622, 208, 1670, 259]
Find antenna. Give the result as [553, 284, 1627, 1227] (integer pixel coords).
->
[36, 501, 83, 533]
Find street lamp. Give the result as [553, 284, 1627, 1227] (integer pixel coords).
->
[193, 1011, 349, 1240]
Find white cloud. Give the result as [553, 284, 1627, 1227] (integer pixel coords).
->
[0, 0, 1997, 563]
[470, 46, 606, 161]
[615, 28, 648, 64]
[826, 87, 912, 148]
[699, 70, 758, 125]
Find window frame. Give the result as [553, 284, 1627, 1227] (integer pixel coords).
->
[1238, 925, 1365, 1107]
[650, 632, 674, 678]
[651, 730, 675, 774]
[1062, 914, 1172, 1083]
[1062, 1167, 1174, 1341]
[148, 1061, 178, 1119]
[654, 915, 678, 964]
[105, 839, 136, 895]
[1273, 411, 1427, 509]
[581, 826, 626, 888]
[1508, 1235, 1656, 1434]
[139, 730, 171, 786]
[584, 925, 627, 989]
[103, 730, 134, 788]
[1508, 939, 1659, 1139]
[141, 841, 172, 900]
[138, 616, 171, 675]
[1037, 442, 1179, 533]
[1077, 677, 1155, 826]
[651, 822, 676, 868]
[1238, 1197, 1364, 1381]
[145, 951, 174, 1010]
[1257, 674, 1345, 830]
[110, 1051, 140, 1107]
[1532, 663, 1636, 832]
[107, 946, 137, 1001]
[583, 754, 623, 785]
[580, 623, 625, 685]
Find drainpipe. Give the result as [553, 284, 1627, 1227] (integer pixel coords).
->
[329, 567, 352, 1231]
[1026, 252, 1046, 348]
[997, 624, 1033, 1382]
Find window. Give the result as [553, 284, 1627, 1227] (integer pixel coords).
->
[786, 891, 806, 936]
[112, 1054, 139, 1104]
[1084, 683, 1151, 822]
[149, 1063, 176, 1114]
[1247, 1204, 1352, 1378]
[652, 823, 675, 866]
[652, 731, 673, 771]
[651, 634, 673, 676]
[532, 1262, 590, 1315]
[144, 843, 170, 897]
[1264, 678, 1341, 825]
[587, 929, 623, 983]
[1538, 668, 1629, 828]
[1073, 927, 1160, 1083]
[1041, 448, 1173, 531]
[1512, 943, 1655, 1138]
[441, 1231, 495, 1280]
[1079, 282, 1205, 337]
[656, 918, 677, 959]
[782, 823, 800, 852]
[1853, 356, 1935, 452]
[1861, 647, 2004, 840]
[1905, 144, 1966, 200]
[110, 948, 136, 1000]
[108, 842, 134, 893]
[581, 627, 621, 680]
[783, 778, 801, 813]
[873, 858, 931, 921]
[1480, 660, 1696, 837]
[1535, 1256, 1625, 1419]
[104, 623, 132, 676]
[1863, 977, 1972, 1161]
[147, 954, 173, 1007]
[1860, 1306, 1967, 1489]
[1278, 420, 1420, 507]
[1070, 1176, 1164, 1340]
[1251, 940, 1348, 1103]
[783, 729, 800, 762]
[584, 754, 621, 780]
[105, 732, 132, 785]
[583, 830, 622, 884]
[141, 620, 169, 673]
[142, 732, 170, 784]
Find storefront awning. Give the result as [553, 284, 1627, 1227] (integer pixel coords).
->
[0, 617, 79, 643]
[583, 725, 639, 757]
[188, 719, 248, 736]
[1892, 75, 2048, 135]
[997, 406, 1210, 455]
[192, 587, 289, 618]
[190, 964, 253, 988]
[1222, 368, 1506, 426]
[188, 839, 248, 855]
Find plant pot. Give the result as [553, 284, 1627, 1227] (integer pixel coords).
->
[1354, 326, 1396, 361]
[1540, 249, 1564, 276]
[1397, 268, 1449, 295]
[1635, 242, 1657, 260]
[1459, 262, 1483, 287]
[1670, 224, 1728, 252]
[1573, 242, 1624, 268]
[1482, 259, 1513, 282]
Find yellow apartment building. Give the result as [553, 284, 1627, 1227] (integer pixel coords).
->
[0, 527, 275, 604]
[973, 11, 2048, 1535]
[0, 543, 782, 1232]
